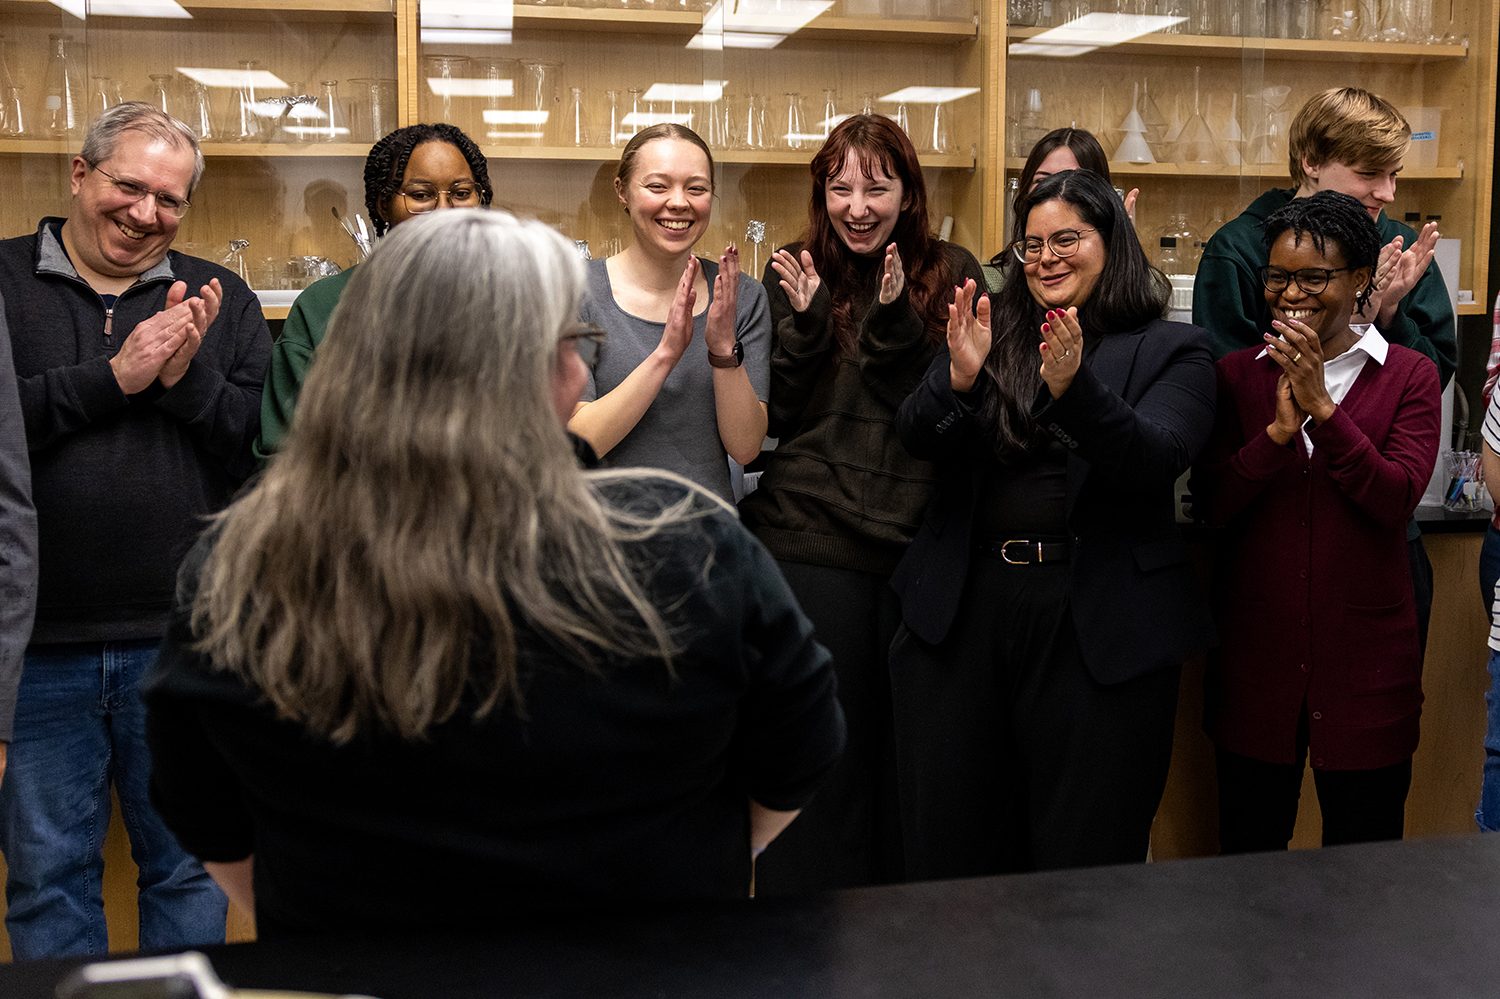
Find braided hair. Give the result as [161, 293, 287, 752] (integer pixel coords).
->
[1261, 190, 1381, 314]
[363, 123, 493, 237]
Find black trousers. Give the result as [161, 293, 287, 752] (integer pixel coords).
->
[1410, 533, 1433, 654]
[889, 558, 1180, 879]
[1217, 732, 1413, 854]
[753, 560, 905, 896]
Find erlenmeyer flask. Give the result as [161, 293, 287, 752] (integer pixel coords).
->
[604, 89, 622, 147]
[1, 85, 26, 138]
[821, 88, 838, 139]
[627, 87, 644, 139]
[892, 100, 911, 137]
[782, 92, 806, 150]
[567, 86, 591, 146]
[317, 80, 343, 142]
[927, 101, 952, 154]
[234, 59, 262, 142]
[186, 80, 214, 140]
[42, 34, 85, 139]
[741, 93, 766, 149]
[704, 93, 729, 149]
[90, 76, 115, 120]
[148, 74, 174, 117]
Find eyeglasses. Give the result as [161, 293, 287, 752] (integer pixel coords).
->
[398, 183, 483, 214]
[561, 323, 606, 366]
[1009, 227, 1097, 265]
[1258, 265, 1355, 296]
[90, 164, 191, 218]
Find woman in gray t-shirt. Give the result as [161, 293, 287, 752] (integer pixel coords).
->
[570, 124, 770, 503]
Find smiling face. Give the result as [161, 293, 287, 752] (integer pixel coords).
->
[1021, 198, 1106, 312]
[824, 151, 907, 257]
[615, 136, 713, 260]
[1030, 146, 1081, 191]
[381, 141, 479, 229]
[66, 130, 195, 279]
[1264, 229, 1371, 347]
[1299, 158, 1401, 220]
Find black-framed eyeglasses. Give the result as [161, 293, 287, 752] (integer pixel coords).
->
[90, 163, 191, 218]
[1009, 227, 1097, 265]
[398, 183, 483, 214]
[561, 323, 606, 366]
[1259, 265, 1354, 296]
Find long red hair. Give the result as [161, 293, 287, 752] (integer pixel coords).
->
[801, 114, 949, 352]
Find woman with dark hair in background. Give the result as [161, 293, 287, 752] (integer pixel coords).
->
[1194, 190, 1439, 852]
[569, 123, 769, 503]
[255, 122, 493, 460]
[890, 168, 1214, 877]
[738, 113, 983, 893]
[1013, 127, 1137, 219]
[144, 210, 844, 937]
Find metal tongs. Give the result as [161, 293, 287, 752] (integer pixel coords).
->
[331, 206, 374, 261]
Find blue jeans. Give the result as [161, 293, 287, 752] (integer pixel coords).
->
[0, 640, 226, 959]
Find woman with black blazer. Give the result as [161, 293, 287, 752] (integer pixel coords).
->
[889, 169, 1216, 877]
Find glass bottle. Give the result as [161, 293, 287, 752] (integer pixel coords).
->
[42, 34, 85, 139]
[186, 80, 214, 140]
[567, 86, 590, 146]
[148, 73, 174, 117]
[1007, 0, 1039, 25]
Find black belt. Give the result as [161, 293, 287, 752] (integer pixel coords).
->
[976, 537, 1073, 565]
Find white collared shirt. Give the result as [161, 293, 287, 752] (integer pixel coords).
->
[1258, 324, 1389, 454]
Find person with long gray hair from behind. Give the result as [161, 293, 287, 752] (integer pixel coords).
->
[142, 210, 845, 938]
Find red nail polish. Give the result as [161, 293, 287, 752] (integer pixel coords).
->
[1042, 323, 1051, 333]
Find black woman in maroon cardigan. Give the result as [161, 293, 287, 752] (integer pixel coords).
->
[889, 168, 1216, 876]
[1193, 190, 1441, 853]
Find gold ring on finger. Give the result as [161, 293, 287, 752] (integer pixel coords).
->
[1291, 351, 1302, 363]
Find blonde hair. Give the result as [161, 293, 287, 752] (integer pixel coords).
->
[192, 210, 713, 743]
[1288, 87, 1410, 186]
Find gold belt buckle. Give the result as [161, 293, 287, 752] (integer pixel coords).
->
[1000, 539, 1041, 565]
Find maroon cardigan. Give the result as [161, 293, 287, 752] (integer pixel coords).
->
[1193, 342, 1441, 770]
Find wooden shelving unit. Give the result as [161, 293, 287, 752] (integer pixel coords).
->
[511, 5, 976, 42]
[1005, 26, 1469, 63]
[0, 0, 392, 20]
[1002, 157, 1465, 180]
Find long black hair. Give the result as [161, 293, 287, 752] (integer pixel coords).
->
[1261, 190, 1381, 314]
[979, 168, 1168, 458]
[364, 122, 494, 236]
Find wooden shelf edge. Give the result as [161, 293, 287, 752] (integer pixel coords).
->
[479, 144, 973, 168]
[1005, 26, 1467, 62]
[1458, 302, 1487, 316]
[1002, 157, 1463, 180]
[0, 140, 374, 156]
[510, 5, 974, 41]
[0, 0, 392, 16]
[261, 303, 291, 320]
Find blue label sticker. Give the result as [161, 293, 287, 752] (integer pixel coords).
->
[1411, 131, 1437, 141]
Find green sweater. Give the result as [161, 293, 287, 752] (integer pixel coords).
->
[1193, 188, 1456, 387]
[254, 266, 357, 462]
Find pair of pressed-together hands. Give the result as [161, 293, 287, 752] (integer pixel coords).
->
[1262, 223, 1441, 446]
[108, 278, 223, 395]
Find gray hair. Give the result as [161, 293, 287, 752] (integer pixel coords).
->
[80, 101, 205, 194]
[192, 210, 712, 742]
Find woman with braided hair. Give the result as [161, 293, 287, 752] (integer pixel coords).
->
[255, 123, 493, 460]
[1193, 189, 1441, 852]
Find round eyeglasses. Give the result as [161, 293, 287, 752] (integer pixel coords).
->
[91, 164, 191, 219]
[561, 323, 606, 366]
[398, 184, 483, 214]
[1259, 265, 1354, 296]
[1009, 227, 1096, 265]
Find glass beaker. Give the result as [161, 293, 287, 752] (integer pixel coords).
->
[567, 86, 591, 146]
[42, 34, 85, 139]
[350, 78, 396, 143]
[422, 53, 471, 125]
[148, 73, 174, 117]
[518, 60, 561, 143]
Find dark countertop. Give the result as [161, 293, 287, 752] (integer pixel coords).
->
[5, 834, 1498, 998]
[1415, 502, 1493, 534]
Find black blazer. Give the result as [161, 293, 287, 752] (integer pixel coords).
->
[890, 317, 1217, 685]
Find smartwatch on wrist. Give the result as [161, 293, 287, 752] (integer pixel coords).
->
[707, 340, 744, 369]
